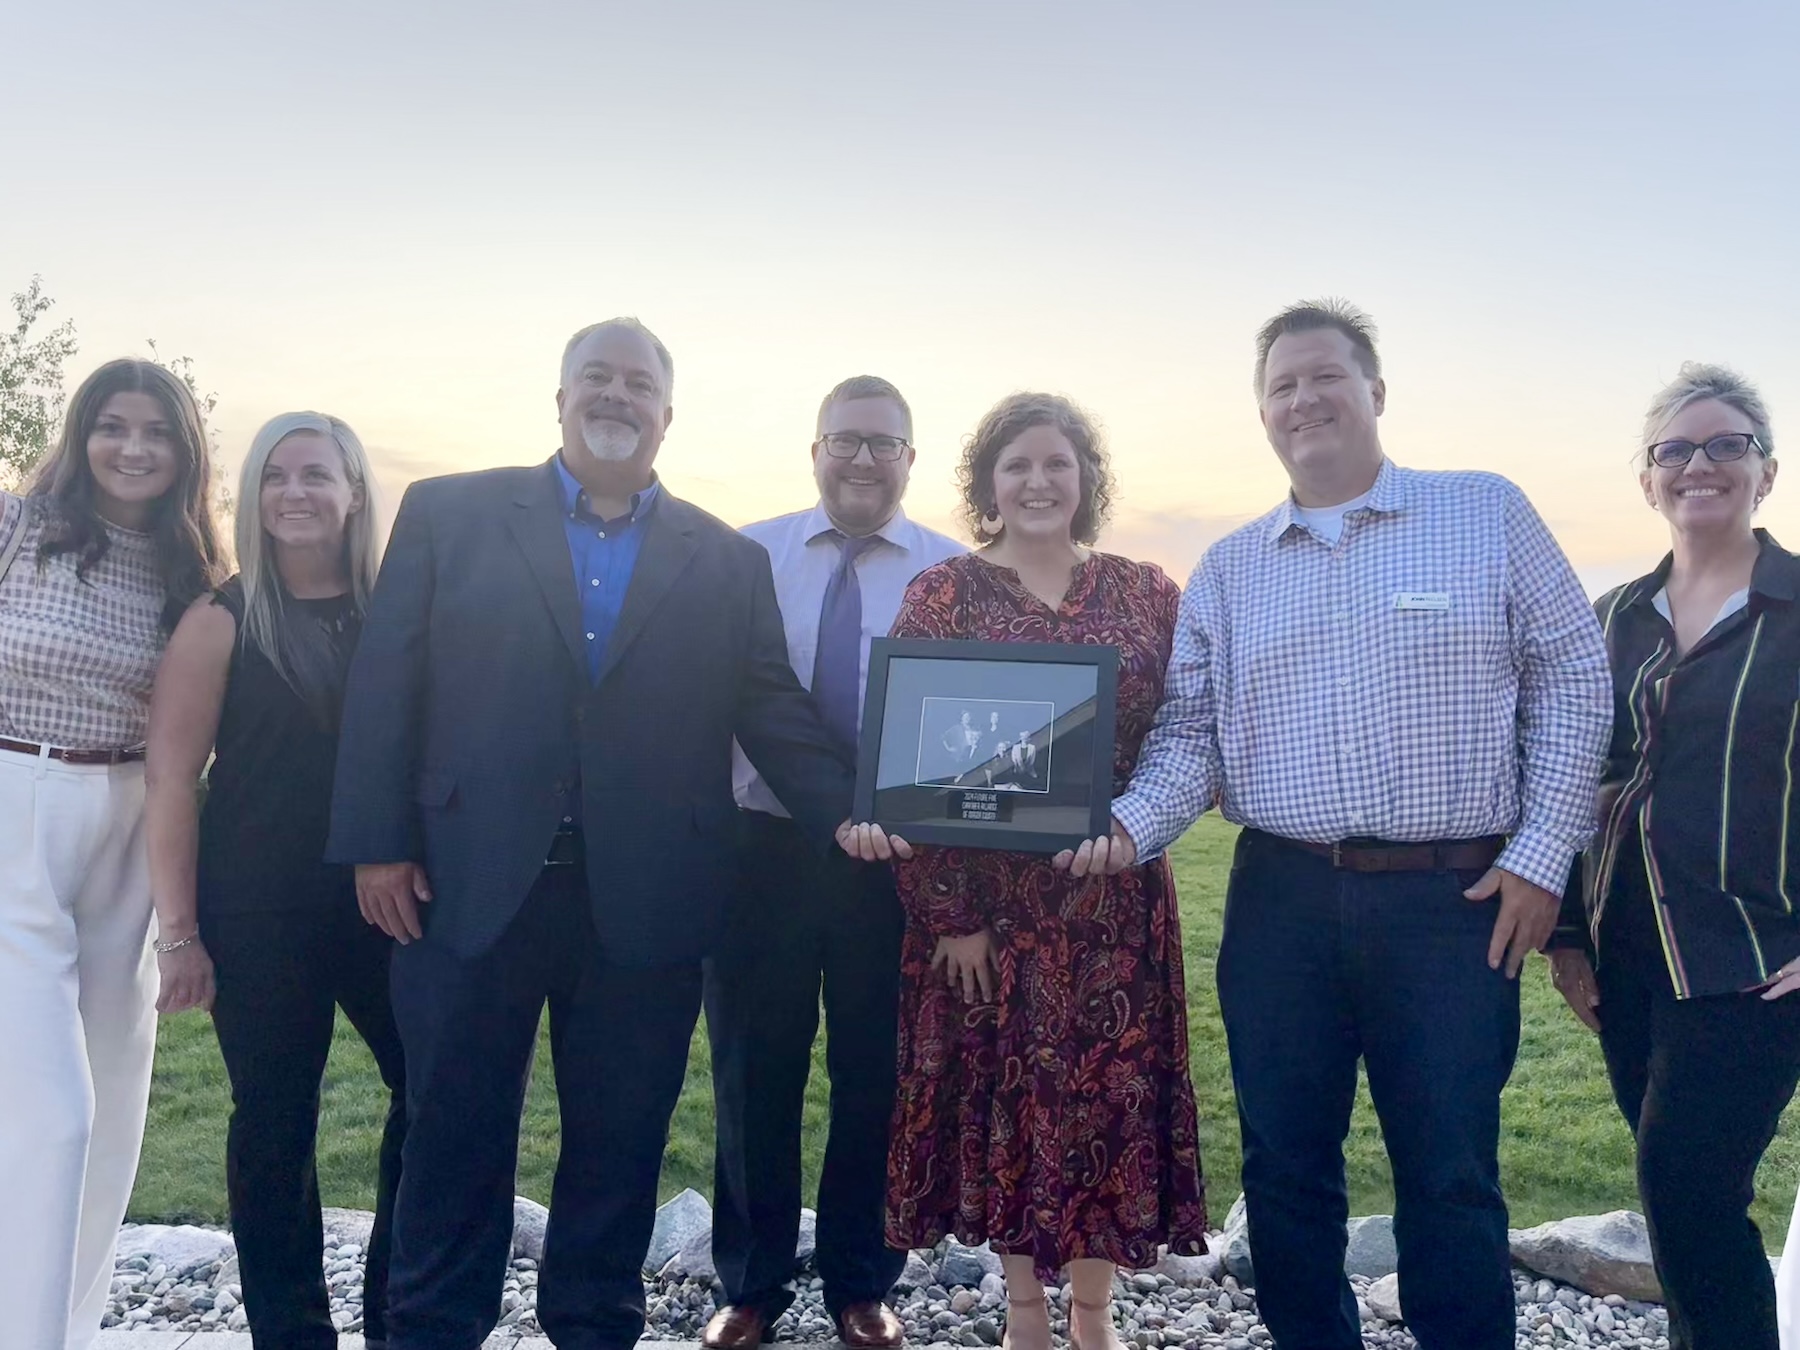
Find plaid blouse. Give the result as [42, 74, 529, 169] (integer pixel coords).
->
[0, 491, 168, 751]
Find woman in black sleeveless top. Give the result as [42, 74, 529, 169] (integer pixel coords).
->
[146, 412, 405, 1350]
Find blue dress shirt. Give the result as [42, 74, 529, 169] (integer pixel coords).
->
[555, 456, 660, 684]
[554, 457, 659, 831]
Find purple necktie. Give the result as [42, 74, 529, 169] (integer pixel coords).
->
[812, 531, 879, 752]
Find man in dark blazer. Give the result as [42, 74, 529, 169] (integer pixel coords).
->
[326, 317, 855, 1350]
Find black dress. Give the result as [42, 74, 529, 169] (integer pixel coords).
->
[197, 578, 408, 1350]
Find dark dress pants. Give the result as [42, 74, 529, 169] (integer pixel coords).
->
[1595, 861, 1800, 1350]
[206, 897, 408, 1350]
[1215, 830, 1520, 1350]
[385, 858, 704, 1350]
[704, 810, 906, 1321]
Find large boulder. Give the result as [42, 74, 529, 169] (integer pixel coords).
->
[1343, 1215, 1397, 1279]
[660, 1226, 716, 1284]
[115, 1224, 235, 1273]
[896, 1250, 935, 1291]
[1509, 1211, 1663, 1302]
[1214, 1199, 1395, 1285]
[795, 1207, 818, 1267]
[644, 1189, 713, 1275]
[939, 1240, 1003, 1288]
[1152, 1248, 1222, 1285]
[1218, 1194, 1254, 1284]
[513, 1196, 550, 1263]
[1366, 1272, 1403, 1322]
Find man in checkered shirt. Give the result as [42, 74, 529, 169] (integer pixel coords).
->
[1061, 301, 1611, 1350]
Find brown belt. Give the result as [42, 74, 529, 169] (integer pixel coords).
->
[1262, 831, 1504, 873]
[0, 736, 146, 766]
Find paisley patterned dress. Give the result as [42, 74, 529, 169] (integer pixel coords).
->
[884, 551, 1208, 1276]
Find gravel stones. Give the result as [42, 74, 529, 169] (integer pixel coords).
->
[103, 1210, 1688, 1348]
[101, 1231, 1677, 1349]
[113, 1224, 235, 1272]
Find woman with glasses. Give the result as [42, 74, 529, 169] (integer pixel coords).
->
[1549, 363, 1800, 1350]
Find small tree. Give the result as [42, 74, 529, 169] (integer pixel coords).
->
[0, 276, 79, 486]
[1, 278, 232, 524]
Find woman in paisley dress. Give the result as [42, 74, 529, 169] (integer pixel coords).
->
[843, 393, 1207, 1350]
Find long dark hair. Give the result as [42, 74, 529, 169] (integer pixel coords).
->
[25, 359, 230, 630]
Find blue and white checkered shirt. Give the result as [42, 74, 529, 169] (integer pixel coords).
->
[1112, 460, 1612, 896]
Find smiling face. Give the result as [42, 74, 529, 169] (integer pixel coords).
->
[990, 424, 1083, 544]
[85, 391, 182, 529]
[259, 430, 363, 555]
[556, 325, 672, 473]
[1258, 327, 1386, 499]
[812, 395, 914, 535]
[1641, 397, 1777, 539]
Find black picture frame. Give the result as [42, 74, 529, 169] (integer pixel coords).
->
[853, 637, 1119, 854]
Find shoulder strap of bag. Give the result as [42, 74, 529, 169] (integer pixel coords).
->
[0, 496, 29, 586]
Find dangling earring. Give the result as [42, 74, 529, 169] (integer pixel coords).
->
[979, 509, 1003, 538]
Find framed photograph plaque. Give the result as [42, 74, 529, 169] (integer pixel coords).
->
[853, 638, 1119, 853]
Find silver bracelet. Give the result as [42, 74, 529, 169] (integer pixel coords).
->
[154, 934, 199, 955]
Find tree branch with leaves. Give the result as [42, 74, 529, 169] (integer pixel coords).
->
[0, 276, 80, 487]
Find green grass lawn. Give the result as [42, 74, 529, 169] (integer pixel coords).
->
[135, 817, 1800, 1245]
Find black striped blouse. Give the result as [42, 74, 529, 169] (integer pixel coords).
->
[1556, 531, 1800, 998]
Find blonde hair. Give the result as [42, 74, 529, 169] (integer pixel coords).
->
[1642, 362, 1775, 466]
[234, 412, 380, 719]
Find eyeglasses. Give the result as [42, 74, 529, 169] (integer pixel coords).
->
[816, 433, 910, 462]
[1647, 433, 1767, 467]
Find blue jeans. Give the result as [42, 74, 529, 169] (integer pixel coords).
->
[1217, 830, 1520, 1350]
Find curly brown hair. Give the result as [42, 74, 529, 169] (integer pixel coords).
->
[955, 392, 1114, 545]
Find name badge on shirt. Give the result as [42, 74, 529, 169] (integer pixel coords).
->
[1392, 591, 1451, 612]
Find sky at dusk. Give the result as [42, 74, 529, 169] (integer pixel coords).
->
[5, 0, 1797, 593]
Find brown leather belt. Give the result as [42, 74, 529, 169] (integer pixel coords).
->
[1262, 831, 1504, 873]
[0, 736, 146, 766]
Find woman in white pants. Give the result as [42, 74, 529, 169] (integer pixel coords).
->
[0, 359, 228, 1350]
[1780, 1193, 1800, 1347]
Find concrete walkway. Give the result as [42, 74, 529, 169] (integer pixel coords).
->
[93, 1339, 962, 1350]
[93, 1336, 712, 1349]
[89, 1339, 972, 1346]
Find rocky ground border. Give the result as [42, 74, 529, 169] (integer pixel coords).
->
[106, 1191, 1688, 1349]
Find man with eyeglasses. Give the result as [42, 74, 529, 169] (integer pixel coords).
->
[703, 376, 964, 1350]
[1064, 301, 1613, 1350]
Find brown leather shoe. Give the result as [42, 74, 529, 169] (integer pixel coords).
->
[703, 1304, 771, 1349]
[836, 1300, 905, 1348]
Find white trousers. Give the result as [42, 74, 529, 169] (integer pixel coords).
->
[1780, 1183, 1800, 1349]
[0, 749, 157, 1350]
